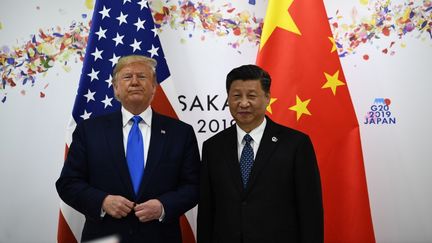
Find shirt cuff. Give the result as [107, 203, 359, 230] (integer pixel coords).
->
[100, 208, 106, 218]
[158, 204, 165, 222]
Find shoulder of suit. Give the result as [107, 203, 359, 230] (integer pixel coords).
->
[204, 124, 236, 145]
[266, 118, 310, 139]
[78, 110, 120, 127]
[152, 112, 193, 129]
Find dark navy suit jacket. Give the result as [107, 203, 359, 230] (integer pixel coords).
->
[197, 118, 323, 243]
[56, 110, 200, 243]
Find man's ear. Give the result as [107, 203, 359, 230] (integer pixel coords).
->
[265, 92, 271, 104]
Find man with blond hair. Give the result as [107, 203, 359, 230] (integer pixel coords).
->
[57, 55, 200, 243]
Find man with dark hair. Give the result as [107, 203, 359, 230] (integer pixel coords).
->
[56, 55, 200, 243]
[197, 64, 323, 243]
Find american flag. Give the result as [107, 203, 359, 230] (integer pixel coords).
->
[57, 0, 194, 242]
[72, 0, 170, 122]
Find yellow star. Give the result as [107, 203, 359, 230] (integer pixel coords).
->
[266, 98, 277, 114]
[322, 70, 345, 95]
[259, 0, 301, 50]
[328, 36, 337, 53]
[289, 95, 311, 121]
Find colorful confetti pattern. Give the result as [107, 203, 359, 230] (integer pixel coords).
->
[1, 0, 431, 102]
[150, 0, 263, 49]
[0, 20, 89, 103]
[329, 0, 432, 58]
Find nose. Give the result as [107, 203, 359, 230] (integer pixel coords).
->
[130, 75, 139, 85]
[239, 97, 250, 108]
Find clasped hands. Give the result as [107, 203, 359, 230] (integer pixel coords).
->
[102, 195, 163, 222]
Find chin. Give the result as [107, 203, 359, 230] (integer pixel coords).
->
[235, 118, 253, 126]
[236, 114, 252, 121]
[128, 94, 144, 100]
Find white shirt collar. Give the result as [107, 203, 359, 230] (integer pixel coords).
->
[121, 106, 153, 127]
[236, 117, 267, 145]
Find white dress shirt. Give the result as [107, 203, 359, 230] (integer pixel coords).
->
[236, 117, 267, 161]
[121, 106, 152, 167]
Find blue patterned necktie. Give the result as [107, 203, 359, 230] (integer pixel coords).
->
[126, 115, 144, 195]
[240, 134, 254, 188]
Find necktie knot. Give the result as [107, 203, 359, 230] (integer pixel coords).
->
[131, 115, 142, 124]
[243, 134, 253, 144]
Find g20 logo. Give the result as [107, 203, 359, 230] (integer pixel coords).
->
[364, 98, 396, 125]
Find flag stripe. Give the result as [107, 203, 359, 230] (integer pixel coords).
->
[57, 210, 78, 243]
[152, 82, 178, 119]
[180, 215, 196, 243]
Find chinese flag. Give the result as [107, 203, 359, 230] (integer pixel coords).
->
[256, 0, 375, 242]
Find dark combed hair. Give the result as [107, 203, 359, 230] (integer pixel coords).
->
[226, 64, 271, 94]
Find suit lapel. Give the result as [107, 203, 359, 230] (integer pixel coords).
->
[222, 126, 244, 195]
[137, 111, 166, 198]
[104, 111, 135, 198]
[244, 118, 280, 196]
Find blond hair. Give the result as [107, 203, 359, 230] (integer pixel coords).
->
[112, 55, 157, 84]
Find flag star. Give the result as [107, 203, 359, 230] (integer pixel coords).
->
[266, 98, 277, 114]
[105, 75, 113, 88]
[123, 0, 132, 4]
[109, 53, 120, 67]
[134, 17, 146, 31]
[322, 70, 345, 95]
[112, 33, 124, 46]
[289, 95, 311, 121]
[147, 44, 159, 57]
[329, 36, 337, 53]
[130, 39, 142, 52]
[99, 6, 111, 19]
[95, 27, 107, 40]
[151, 27, 158, 37]
[137, 0, 148, 10]
[260, 0, 300, 49]
[116, 12, 128, 26]
[101, 95, 113, 108]
[87, 68, 100, 81]
[80, 110, 92, 120]
[91, 47, 103, 61]
[83, 89, 96, 102]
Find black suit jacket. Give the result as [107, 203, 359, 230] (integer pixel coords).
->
[197, 118, 323, 243]
[56, 111, 200, 243]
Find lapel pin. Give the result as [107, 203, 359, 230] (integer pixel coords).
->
[272, 136, 278, 142]
[161, 130, 166, 134]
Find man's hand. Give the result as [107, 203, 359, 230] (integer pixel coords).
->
[102, 195, 134, 219]
[134, 199, 163, 222]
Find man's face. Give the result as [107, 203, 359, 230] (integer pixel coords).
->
[228, 79, 270, 132]
[114, 62, 156, 112]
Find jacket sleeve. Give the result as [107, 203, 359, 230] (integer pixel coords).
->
[197, 140, 214, 243]
[55, 122, 108, 221]
[295, 135, 324, 243]
[156, 124, 200, 222]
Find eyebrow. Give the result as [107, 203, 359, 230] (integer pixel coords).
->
[121, 72, 147, 76]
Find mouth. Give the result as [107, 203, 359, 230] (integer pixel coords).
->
[128, 89, 143, 94]
[237, 111, 251, 116]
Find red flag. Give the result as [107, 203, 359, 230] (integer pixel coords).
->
[256, 0, 375, 242]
